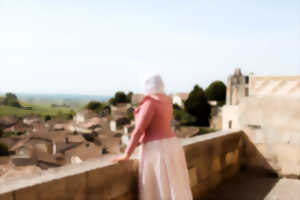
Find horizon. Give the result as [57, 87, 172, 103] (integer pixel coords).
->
[1, 0, 300, 95]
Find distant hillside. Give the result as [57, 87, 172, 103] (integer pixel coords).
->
[15, 93, 111, 109]
[0, 101, 73, 118]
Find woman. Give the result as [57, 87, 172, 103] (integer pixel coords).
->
[112, 74, 193, 200]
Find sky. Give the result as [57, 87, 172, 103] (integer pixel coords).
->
[0, 0, 299, 95]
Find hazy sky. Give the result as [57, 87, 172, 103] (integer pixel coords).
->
[0, 0, 299, 95]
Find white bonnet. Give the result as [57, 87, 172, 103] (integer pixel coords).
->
[144, 74, 165, 95]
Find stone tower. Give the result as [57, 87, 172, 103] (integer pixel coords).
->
[226, 68, 249, 105]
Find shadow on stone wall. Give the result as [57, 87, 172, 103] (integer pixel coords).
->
[242, 133, 278, 175]
[206, 170, 279, 200]
[205, 132, 280, 200]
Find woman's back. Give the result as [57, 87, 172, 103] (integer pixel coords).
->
[140, 93, 176, 144]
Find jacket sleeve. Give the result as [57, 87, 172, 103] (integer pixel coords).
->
[125, 97, 155, 157]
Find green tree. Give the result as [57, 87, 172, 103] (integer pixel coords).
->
[86, 101, 103, 112]
[4, 93, 21, 108]
[109, 91, 130, 105]
[173, 105, 197, 126]
[205, 81, 226, 101]
[44, 115, 51, 121]
[184, 85, 211, 126]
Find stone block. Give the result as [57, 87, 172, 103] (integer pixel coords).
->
[221, 134, 241, 153]
[211, 157, 222, 173]
[87, 161, 138, 200]
[222, 164, 240, 181]
[188, 167, 198, 187]
[39, 178, 66, 200]
[196, 161, 210, 181]
[112, 192, 138, 200]
[191, 181, 208, 200]
[225, 150, 239, 166]
[0, 192, 13, 200]
[15, 185, 40, 200]
[65, 173, 87, 200]
[207, 172, 222, 190]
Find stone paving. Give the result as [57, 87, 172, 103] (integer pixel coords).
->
[207, 170, 300, 200]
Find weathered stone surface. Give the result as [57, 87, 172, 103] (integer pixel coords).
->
[65, 173, 87, 200]
[112, 192, 138, 200]
[211, 157, 222, 173]
[39, 178, 66, 200]
[0, 192, 13, 200]
[86, 160, 138, 200]
[239, 96, 300, 176]
[225, 150, 239, 167]
[222, 164, 240, 181]
[207, 173, 222, 190]
[207, 171, 300, 200]
[191, 182, 208, 200]
[221, 134, 241, 153]
[196, 161, 210, 181]
[15, 185, 40, 200]
[188, 167, 198, 187]
[0, 130, 243, 200]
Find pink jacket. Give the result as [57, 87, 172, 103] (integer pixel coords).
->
[125, 93, 176, 157]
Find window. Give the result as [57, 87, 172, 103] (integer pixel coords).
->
[245, 76, 249, 84]
[245, 88, 249, 96]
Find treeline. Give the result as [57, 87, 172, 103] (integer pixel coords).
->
[0, 93, 21, 108]
[85, 81, 226, 127]
[174, 80, 226, 126]
[85, 91, 133, 113]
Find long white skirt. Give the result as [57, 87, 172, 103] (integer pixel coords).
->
[138, 137, 193, 200]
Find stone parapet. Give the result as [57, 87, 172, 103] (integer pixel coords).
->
[0, 130, 244, 200]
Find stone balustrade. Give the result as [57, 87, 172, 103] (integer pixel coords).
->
[0, 130, 244, 200]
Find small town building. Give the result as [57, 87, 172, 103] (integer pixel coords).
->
[172, 93, 189, 108]
[131, 93, 144, 106]
[74, 110, 99, 123]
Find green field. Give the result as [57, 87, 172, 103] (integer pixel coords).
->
[0, 101, 74, 118]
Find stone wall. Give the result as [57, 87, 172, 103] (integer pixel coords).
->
[183, 130, 244, 199]
[239, 96, 300, 177]
[222, 105, 240, 130]
[226, 68, 249, 106]
[249, 75, 300, 97]
[0, 130, 244, 200]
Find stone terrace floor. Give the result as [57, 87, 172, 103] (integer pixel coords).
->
[206, 170, 300, 200]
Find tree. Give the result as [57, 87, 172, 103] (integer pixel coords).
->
[109, 91, 130, 105]
[184, 85, 211, 126]
[44, 115, 51, 121]
[173, 105, 197, 126]
[205, 81, 226, 101]
[3, 93, 21, 108]
[115, 91, 129, 104]
[86, 101, 103, 111]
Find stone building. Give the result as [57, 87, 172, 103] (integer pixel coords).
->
[74, 110, 99, 123]
[172, 93, 189, 108]
[226, 68, 250, 106]
[223, 69, 300, 130]
[222, 68, 251, 129]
